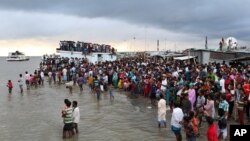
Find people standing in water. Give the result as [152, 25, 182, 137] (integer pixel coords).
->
[93, 76, 101, 100]
[171, 102, 184, 141]
[48, 71, 52, 85]
[18, 74, 24, 93]
[62, 100, 73, 139]
[25, 54, 250, 139]
[72, 101, 80, 135]
[25, 71, 30, 90]
[40, 70, 45, 85]
[109, 88, 114, 100]
[6, 80, 13, 94]
[77, 74, 84, 92]
[158, 94, 167, 128]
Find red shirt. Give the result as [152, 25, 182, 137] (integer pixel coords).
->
[224, 79, 230, 90]
[156, 82, 161, 89]
[7, 82, 13, 88]
[207, 123, 218, 141]
[225, 92, 232, 102]
[191, 117, 199, 134]
[119, 73, 125, 79]
[243, 83, 250, 96]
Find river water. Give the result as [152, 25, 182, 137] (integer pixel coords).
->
[0, 57, 209, 141]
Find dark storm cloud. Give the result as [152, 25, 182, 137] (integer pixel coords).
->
[1, 0, 250, 40]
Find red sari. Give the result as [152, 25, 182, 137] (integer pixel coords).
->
[143, 79, 150, 97]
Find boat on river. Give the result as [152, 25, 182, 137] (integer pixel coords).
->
[6, 51, 29, 61]
[56, 40, 117, 63]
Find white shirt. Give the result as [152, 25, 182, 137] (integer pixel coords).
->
[71, 67, 76, 73]
[220, 78, 225, 93]
[171, 107, 184, 128]
[161, 79, 167, 91]
[158, 99, 167, 115]
[172, 71, 179, 78]
[40, 71, 44, 78]
[104, 75, 108, 83]
[158, 99, 167, 121]
[89, 70, 93, 76]
[73, 107, 80, 123]
[18, 77, 24, 85]
[177, 88, 183, 96]
[196, 95, 205, 108]
[25, 74, 30, 80]
[48, 72, 52, 78]
[99, 69, 102, 75]
[62, 68, 67, 76]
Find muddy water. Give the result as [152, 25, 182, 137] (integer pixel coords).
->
[0, 57, 208, 141]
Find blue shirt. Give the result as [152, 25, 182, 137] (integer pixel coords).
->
[219, 100, 229, 112]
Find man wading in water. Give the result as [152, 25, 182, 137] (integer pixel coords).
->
[93, 76, 101, 100]
[18, 74, 24, 93]
[72, 101, 80, 135]
[158, 94, 167, 128]
[62, 100, 73, 138]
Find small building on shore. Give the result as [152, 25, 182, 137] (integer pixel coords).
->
[187, 48, 250, 64]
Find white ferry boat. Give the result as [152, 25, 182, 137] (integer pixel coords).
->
[56, 41, 117, 63]
[6, 51, 29, 61]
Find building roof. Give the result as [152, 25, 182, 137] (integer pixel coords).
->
[228, 56, 250, 61]
[151, 52, 184, 58]
[174, 56, 196, 61]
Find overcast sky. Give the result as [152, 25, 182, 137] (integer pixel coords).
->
[0, 0, 250, 56]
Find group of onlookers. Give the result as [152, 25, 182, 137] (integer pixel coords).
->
[59, 40, 116, 54]
[37, 55, 250, 140]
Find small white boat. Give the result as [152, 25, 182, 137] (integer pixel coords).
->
[6, 51, 29, 61]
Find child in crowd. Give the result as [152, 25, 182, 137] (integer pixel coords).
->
[190, 111, 199, 137]
[183, 116, 196, 141]
[7, 80, 13, 94]
[217, 108, 227, 140]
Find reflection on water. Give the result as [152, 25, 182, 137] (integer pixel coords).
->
[7, 94, 12, 102]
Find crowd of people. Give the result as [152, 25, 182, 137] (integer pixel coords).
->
[8, 54, 250, 140]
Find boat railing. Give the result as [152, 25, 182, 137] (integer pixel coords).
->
[59, 41, 116, 54]
[57, 47, 116, 54]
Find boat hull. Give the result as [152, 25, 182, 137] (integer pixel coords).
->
[57, 50, 117, 63]
[6, 58, 29, 61]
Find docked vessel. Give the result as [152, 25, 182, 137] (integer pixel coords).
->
[6, 51, 29, 61]
[56, 41, 117, 63]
